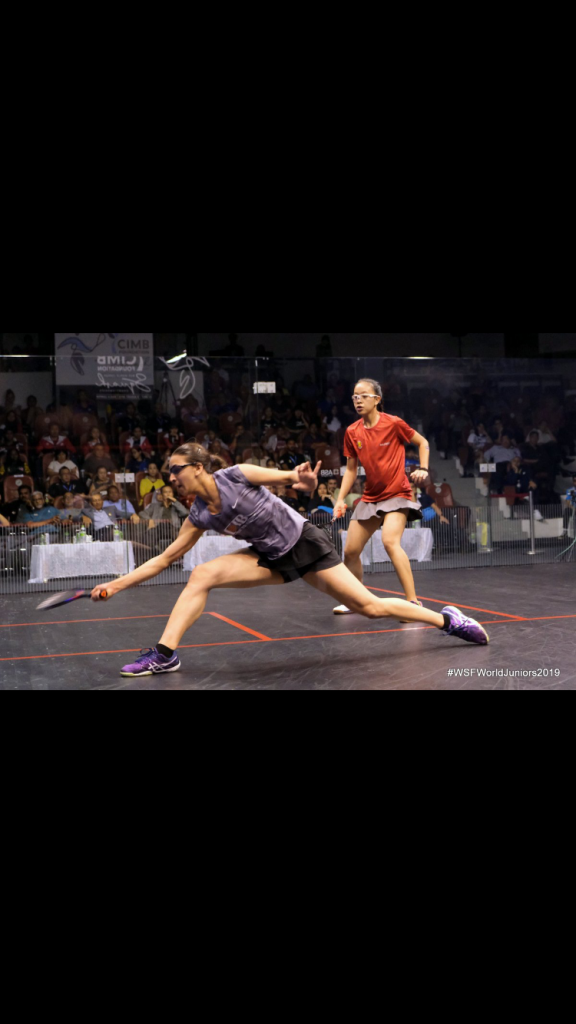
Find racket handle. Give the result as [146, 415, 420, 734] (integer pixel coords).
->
[99, 591, 108, 600]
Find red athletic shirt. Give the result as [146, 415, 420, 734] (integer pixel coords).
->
[343, 413, 416, 503]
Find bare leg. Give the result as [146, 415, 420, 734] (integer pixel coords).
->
[342, 517, 381, 582]
[305, 563, 444, 628]
[159, 552, 284, 650]
[381, 511, 417, 602]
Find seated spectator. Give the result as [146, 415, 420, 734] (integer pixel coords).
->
[324, 405, 342, 435]
[327, 478, 339, 503]
[484, 435, 521, 492]
[138, 485, 188, 532]
[88, 466, 114, 498]
[468, 423, 492, 449]
[56, 492, 91, 528]
[302, 423, 321, 449]
[162, 426, 186, 453]
[260, 406, 279, 433]
[17, 491, 61, 537]
[0, 409, 22, 434]
[105, 484, 138, 521]
[279, 438, 306, 471]
[127, 447, 150, 474]
[140, 462, 164, 502]
[521, 430, 542, 467]
[83, 444, 118, 479]
[1, 484, 33, 523]
[83, 493, 121, 540]
[0, 429, 27, 459]
[287, 407, 309, 437]
[82, 426, 110, 458]
[504, 458, 538, 503]
[275, 483, 308, 516]
[116, 401, 141, 434]
[124, 427, 153, 458]
[180, 396, 207, 427]
[308, 483, 335, 514]
[0, 446, 31, 478]
[47, 449, 78, 481]
[527, 421, 557, 445]
[209, 439, 233, 466]
[22, 395, 42, 434]
[49, 466, 87, 499]
[229, 423, 256, 458]
[37, 423, 76, 456]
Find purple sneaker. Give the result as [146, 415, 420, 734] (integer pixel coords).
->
[121, 647, 181, 677]
[441, 606, 490, 645]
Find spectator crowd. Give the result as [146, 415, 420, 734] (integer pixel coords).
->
[1, 362, 576, 571]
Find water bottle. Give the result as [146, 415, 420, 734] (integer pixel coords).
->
[113, 527, 122, 542]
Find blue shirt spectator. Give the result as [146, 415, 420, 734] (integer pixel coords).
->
[17, 492, 60, 536]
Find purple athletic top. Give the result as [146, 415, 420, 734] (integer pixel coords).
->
[188, 466, 305, 560]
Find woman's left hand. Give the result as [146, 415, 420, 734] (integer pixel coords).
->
[410, 469, 429, 485]
[293, 461, 322, 492]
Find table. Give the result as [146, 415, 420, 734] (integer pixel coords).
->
[341, 527, 434, 565]
[29, 541, 135, 583]
[183, 533, 251, 570]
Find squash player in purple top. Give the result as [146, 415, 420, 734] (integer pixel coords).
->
[89, 443, 489, 677]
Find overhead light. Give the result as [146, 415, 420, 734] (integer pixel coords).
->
[408, 356, 435, 360]
[165, 352, 187, 365]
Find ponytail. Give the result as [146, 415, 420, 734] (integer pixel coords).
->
[173, 442, 227, 475]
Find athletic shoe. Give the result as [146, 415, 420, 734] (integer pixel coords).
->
[441, 606, 490, 645]
[399, 599, 424, 623]
[120, 647, 181, 677]
[333, 604, 353, 614]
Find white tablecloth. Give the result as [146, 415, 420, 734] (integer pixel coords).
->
[183, 533, 251, 570]
[341, 527, 434, 565]
[29, 541, 135, 583]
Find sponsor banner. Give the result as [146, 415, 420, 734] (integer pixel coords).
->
[55, 333, 154, 396]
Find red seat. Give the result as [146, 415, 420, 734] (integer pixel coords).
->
[143, 492, 154, 509]
[313, 445, 342, 476]
[3, 474, 34, 503]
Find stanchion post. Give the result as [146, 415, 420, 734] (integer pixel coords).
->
[528, 489, 538, 556]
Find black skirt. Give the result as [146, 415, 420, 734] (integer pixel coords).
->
[255, 522, 341, 583]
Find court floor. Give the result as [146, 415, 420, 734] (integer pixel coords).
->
[0, 564, 574, 690]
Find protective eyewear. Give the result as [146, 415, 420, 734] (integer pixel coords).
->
[351, 394, 380, 403]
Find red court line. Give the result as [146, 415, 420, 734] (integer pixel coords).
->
[0, 614, 209, 630]
[208, 611, 272, 641]
[367, 586, 525, 620]
[1, 614, 575, 663]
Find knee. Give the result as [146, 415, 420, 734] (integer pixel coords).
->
[344, 548, 362, 564]
[188, 565, 213, 591]
[356, 599, 386, 620]
[384, 539, 401, 556]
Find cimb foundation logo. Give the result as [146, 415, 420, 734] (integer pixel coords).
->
[57, 333, 151, 376]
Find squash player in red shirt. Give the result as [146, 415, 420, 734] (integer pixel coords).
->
[332, 378, 430, 616]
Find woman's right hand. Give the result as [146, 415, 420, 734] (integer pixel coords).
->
[91, 583, 116, 601]
[332, 500, 348, 521]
